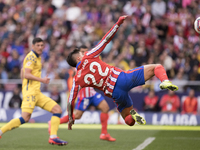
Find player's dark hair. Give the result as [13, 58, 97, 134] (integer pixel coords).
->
[67, 48, 80, 67]
[79, 45, 88, 50]
[32, 38, 44, 45]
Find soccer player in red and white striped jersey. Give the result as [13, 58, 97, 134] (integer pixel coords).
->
[49, 46, 116, 141]
[66, 16, 178, 128]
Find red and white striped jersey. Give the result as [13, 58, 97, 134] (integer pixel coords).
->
[78, 87, 96, 100]
[68, 17, 126, 113]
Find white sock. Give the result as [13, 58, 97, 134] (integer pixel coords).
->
[50, 135, 57, 138]
[0, 129, 3, 136]
[163, 80, 169, 82]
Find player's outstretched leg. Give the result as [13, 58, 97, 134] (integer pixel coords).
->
[144, 64, 178, 91]
[0, 112, 29, 138]
[48, 104, 68, 146]
[0, 117, 25, 137]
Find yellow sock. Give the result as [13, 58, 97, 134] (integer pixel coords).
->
[50, 115, 61, 136]
[0, 117, 25, 134]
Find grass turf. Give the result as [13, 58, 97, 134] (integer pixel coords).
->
[0, 123, 200, 150]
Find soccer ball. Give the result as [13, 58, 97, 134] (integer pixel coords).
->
[194, 17, 200, 34]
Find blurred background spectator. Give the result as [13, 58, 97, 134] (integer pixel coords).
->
[159, 90, 180, 113]
[0, 65, 8, 80]
[151, 0, 166, 18]
[0, 65, 7, 89]
[143, 90, 159, 112]
[9, 87, 22, 108]
[181, 89, 198, 115]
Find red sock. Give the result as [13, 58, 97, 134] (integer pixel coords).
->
[60, 114, 75, 124]
[100, 113, 108, 134]
[125, 115, 135, 126]
[60, 115, 69, 124]
[154, 65, 169, 82]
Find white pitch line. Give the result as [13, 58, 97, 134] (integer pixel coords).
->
[132, 137, 155, 150]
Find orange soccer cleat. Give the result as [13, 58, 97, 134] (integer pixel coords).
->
[100, 133, 116, 142]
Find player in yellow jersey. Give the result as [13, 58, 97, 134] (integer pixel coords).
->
[0, 38, 67, 146]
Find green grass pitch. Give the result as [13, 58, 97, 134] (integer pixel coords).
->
[0, 123, 200, 150]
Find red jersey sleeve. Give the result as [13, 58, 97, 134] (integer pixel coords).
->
[68, 77, 80, 115]
[86, 16, 125, 58]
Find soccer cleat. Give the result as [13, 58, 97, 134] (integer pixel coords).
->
[100, 133, 116, 142]
[48, 121, 51, 135]
[49, 137, 68, 146]
[130, 109, 146, 125]
[159, 80, 178, 91]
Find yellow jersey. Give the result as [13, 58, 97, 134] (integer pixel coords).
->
[22, 50, 42, 96]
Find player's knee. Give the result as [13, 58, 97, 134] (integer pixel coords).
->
[22, 116, 31, 123]
[75, 114, 81, 119]
[145, 64, 162, 77]
[99, 101, 109, 113]
[21, 112, 31, 123]
[153, 64, 163, 73]
[125, 115, 135, 126]
[75, 113, 82, 119]
[51, 104, 62, 114]
[155, 64, 162, 68]
[24, 118, 29, 123]
[150, 64, 161, 70]
[101, 106, 109, 113]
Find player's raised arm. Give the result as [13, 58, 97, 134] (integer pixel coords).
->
[67, 78, 80, 130]
[86, 15, 128, 58]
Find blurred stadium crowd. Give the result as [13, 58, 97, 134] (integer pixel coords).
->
[0, 0, 200, 91]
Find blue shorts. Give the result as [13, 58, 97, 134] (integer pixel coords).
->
[112, 66, 145, 112]
[75, 93, 105, 111]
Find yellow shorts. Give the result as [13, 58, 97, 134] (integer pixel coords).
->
[21, 92, 57, 114]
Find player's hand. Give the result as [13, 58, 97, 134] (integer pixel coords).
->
[41, 75, 50, 84]
[118, 15, 128, 25]
[120, 15, 128, 20]
[68, 116, 74, 130]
